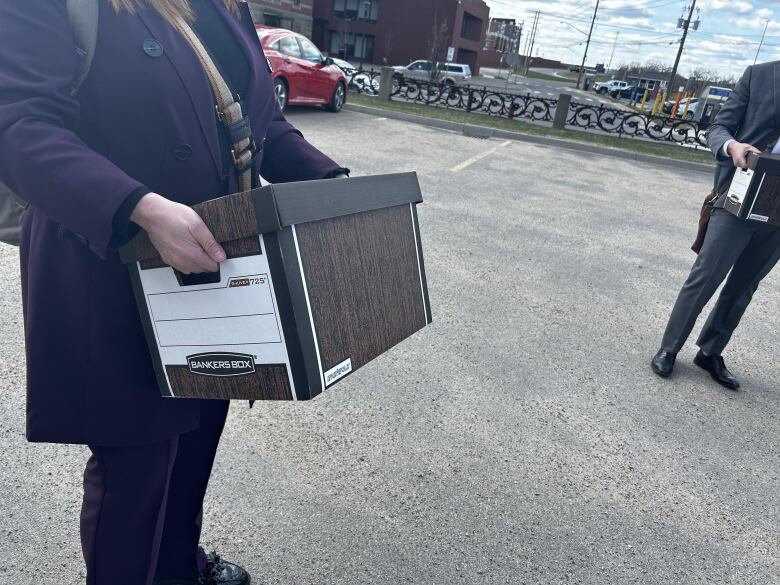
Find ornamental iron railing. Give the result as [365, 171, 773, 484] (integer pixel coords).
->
[339, 67, 709, 148]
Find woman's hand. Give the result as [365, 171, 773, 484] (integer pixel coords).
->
[130, 193, 226, 274]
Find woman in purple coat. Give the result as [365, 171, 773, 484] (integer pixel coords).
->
[0, 0, 348, 583]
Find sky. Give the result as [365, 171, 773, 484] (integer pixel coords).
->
[483, 0, 780, 79]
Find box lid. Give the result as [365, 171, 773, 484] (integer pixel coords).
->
[120, 172, 422, 265]
[749, 152, 780, 173]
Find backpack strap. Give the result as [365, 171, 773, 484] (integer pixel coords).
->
[66, 0, 99, 96]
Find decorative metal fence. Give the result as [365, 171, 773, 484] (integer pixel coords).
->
[340, 67, 709, 149]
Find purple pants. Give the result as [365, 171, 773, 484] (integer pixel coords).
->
[80, 400, 230, 585]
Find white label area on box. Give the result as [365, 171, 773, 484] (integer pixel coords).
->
[727, 168, 754, 204]
[137, 236, 296, 399]
[324, 358, 352, 387]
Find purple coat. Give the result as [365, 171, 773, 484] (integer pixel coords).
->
[0, 0, 343, 445]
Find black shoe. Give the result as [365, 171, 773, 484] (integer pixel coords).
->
[651, 350, 676, 377]
[694, 350, 740, 390]
[199, 552, 251, 585]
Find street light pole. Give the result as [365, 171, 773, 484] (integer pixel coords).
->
[575, 0, 600, 89]
[754, 19, 770, 65]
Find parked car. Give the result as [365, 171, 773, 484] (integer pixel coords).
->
[392, 60, 472, 85]
[616, 85, 639, 99]
[663, 97, 699, 116]
[256, 26, 348, 113]
[616, 85, 653, 100]
[331, 57, 357, 74]
[330, 57, 380, 94]
[593, 79, 629, 95]
[681, 100, 699, 119]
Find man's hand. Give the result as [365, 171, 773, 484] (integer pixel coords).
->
[130, 193, 226, 274]
[727, 141, 760, 169]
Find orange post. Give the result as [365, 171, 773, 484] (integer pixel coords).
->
[670, 92, 682, 117]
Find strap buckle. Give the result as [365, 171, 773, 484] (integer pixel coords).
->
[231, 139, 259, 173]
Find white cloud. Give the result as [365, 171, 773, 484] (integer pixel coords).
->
[604, 16, 654, 27]
[697, 0, 753, 14]
[755, 7, 773, 18]
[731, 16, 780, 30]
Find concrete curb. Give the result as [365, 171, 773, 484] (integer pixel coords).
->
[344, 102, 713, 175]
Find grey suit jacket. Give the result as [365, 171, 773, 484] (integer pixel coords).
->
[707, 60, 780, 206]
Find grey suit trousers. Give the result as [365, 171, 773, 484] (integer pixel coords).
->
[661, 208, 780, 355]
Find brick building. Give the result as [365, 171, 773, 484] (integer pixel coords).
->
[247, 0, 314, 37]
[311, 0, 490, 73]
[481, 18, 522, 69]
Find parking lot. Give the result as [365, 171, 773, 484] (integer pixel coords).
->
[1, 108, 778, 584]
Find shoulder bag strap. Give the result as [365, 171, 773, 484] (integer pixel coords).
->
[172, 16, 256, 194]
[66, 0, 99, 96]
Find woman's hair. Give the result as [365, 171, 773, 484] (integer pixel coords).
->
[109, 0, 240, 23]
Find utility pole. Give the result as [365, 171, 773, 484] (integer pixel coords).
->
[668, 1, 699, 94]
[607, 32, 619, 72]
[526, 12, 539, 74]
[521, 16, 532, 72]
[754, 19, 770, 65]
[575, 0, 600, 89]
[523, 11, 539, 75]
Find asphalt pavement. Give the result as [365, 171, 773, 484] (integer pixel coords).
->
[0, 108, 778, 584]
[476, 68, 623, 109]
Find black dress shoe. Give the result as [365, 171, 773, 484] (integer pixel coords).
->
[199, 552, 251, 585]
[694, 350, 740, 390]
[651, 350, 676, 377]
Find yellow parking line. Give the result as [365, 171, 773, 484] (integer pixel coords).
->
[450, 140, 512, 172]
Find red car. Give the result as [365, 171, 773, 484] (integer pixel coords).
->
[256, 26, 348, 113]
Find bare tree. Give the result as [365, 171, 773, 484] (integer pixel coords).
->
[382, 31, 395, 65]
[426, 13, 450, 83]
[616, 61, 737, 94]
[688, 68, 737, 92]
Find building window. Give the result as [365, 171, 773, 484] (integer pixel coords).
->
[264, 13, 281, 27]
[329, 30, 375, 61]
[460, 12, 483, 43]
[334, 0, 379, 23]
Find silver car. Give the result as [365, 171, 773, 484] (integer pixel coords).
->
[393, 60, 472, 85]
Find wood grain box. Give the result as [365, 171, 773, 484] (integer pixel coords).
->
[120, 173, 431, 401]
[724, 152, 780, 225]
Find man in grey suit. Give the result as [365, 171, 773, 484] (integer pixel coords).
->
[651, 61, 780, 389]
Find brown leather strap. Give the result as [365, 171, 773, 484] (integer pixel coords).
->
[173, 15, 254, 194]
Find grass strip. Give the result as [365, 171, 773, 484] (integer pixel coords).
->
[349, 95, 713, 166]
[524, 70, 576, 83]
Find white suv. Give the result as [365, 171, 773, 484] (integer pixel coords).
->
[593, 80, 629, 95]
